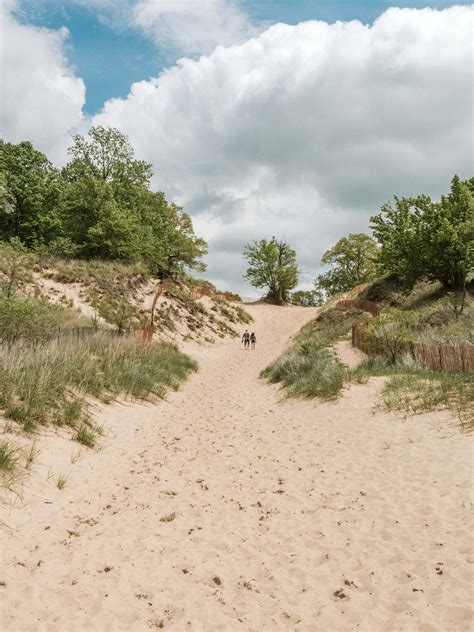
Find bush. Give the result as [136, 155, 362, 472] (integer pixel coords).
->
[0, 296, 66, 346]
[363, 308, 416, 363]
[0, 238, 33, 297]
[264, 343, 345, 400]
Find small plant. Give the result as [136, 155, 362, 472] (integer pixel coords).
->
[70, 449, 82, 464]
[75, 424, 96, 448]
[24, 441, 40, 470]
[56, 473, 68, 490]
[0, 440, 18, 474]
[0, 238, 33, 298]
[442, 291, 467, 320]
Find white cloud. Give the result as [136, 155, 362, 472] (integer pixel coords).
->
[94, 6, 473, 294]
[0, 3, 85, 162]
[133, 0, 258, 55]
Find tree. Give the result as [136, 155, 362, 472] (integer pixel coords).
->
[243, 237, 298, 304]
[137, 192, 208, 277]
[0, 140, 63, 245]
[290, 289, 324, 306]
[64, 126, 153, 188]
[316, 233, 379, 296]
[61, 129, 207, 273]
[371, 176, 474, 292]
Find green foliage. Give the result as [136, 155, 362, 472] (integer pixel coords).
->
[290, 289, 324, 306]
[243, 237, 298, 304]
[1, 130, 207, 276]
[96, 296, 143, 334]
[65, 126, 153, 187]
[264, 344, 346, 400]
[0, 295, 66, 346]
[0, 238, 34, 297]
[0, 440, 18, 473]
[364, 308, 416, 363]
[371, 175, 474, 291]
[75, 424, 96, 448]
[317, 233, 379, 296]
[0, 140, 63, 246]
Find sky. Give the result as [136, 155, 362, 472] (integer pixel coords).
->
[1, 0, 473, 294]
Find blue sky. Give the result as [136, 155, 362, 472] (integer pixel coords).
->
[15, 0, 469, 114]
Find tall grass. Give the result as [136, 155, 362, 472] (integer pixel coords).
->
[262, 307, 365, 400]
[0, 334, 197, 442]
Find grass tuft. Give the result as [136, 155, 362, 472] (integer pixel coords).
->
[56, 473, 68, 490]
[0, 440, 18, 473]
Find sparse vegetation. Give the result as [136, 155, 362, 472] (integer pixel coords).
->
[352, 358, 473, 430]
[56, 473, 68, 490]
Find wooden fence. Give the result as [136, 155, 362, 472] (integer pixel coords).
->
[351, 319, 474, 372]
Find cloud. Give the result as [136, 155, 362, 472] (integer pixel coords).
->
[133, 0, 259, 55]
[15, 0, 259, 55]
[0, 3, 85, 162]
[93, 6, 473, 294]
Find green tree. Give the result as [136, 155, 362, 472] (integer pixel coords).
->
[0, 140, 62, 245]
[243, 237, 298, 304]
[64, 126, 152, 188]
[61, 128, 207, 274]
[290, 289, 324, 306]
[371, 176, 474, 291]
[316, 233, 379, 296]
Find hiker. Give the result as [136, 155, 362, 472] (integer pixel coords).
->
[242, 330, 250, 349]
[250, 332, 256, 350]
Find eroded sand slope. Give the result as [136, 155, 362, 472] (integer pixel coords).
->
[2, 304, 473, 631]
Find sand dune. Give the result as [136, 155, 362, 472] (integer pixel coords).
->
[1, 304, 473, 631]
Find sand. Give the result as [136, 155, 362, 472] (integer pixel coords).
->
[1, 303, 473, 631]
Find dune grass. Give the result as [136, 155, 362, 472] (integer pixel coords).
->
[262, 307, 365, 400]
[351, 357, 474, 430]
[0, 334, 197, 445]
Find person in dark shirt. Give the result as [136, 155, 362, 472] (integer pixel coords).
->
[250, 332, 256, 350]
[242, 330, 250, 349]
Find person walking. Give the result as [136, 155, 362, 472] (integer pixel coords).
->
[242, 330, 250, 349]
[250, 332, 256, 350]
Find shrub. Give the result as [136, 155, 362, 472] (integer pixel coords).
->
[364, 309, 416, 363]
[0, 238, 33, 297]
[0, 296, 66, 346]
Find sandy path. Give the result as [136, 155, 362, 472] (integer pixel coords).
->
[1, 304, 473, 632]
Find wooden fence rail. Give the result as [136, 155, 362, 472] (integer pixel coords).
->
[351, 319, 474, 372]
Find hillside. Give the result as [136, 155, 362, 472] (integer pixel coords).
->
[20, 258, 252, 345]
